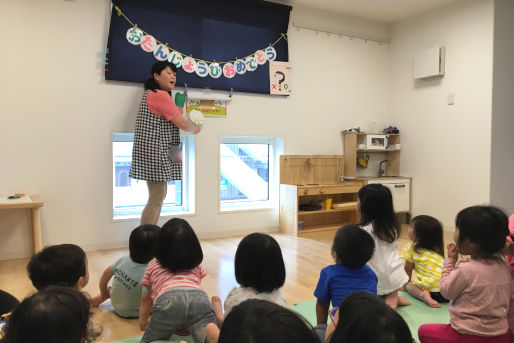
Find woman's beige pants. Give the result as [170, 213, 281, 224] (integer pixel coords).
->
[140, 181, 167, 225]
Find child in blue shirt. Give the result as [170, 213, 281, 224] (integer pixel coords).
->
[314, 224, 377, 325]
[91, 224, 159, 318]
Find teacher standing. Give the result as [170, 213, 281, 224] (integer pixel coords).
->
[130, 61, 201, 225]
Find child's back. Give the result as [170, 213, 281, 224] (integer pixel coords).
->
[418, 206, 513, 343]
[314, 224, 377, 326]
[358, 184, 408, 309]
[92, 225, 159, 317]
[139, 218, 215, 343]
[222, 233, 287, 317]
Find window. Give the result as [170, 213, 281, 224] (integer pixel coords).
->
[112, 133, 195, 219]
[220, 136, 283, 210]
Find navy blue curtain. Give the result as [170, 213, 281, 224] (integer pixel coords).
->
[106, 0, 291, 94]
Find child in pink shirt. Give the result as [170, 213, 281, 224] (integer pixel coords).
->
[418, 206, 514, 343]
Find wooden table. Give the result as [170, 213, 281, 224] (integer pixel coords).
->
[0, 195, 44, 254]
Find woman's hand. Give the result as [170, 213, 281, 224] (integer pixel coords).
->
[447, 243, 459, 259]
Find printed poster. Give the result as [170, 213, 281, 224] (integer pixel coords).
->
[269, 61, 291, 95]
[186, 99, 227, 118]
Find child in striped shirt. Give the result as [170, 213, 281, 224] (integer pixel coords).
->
[138, 218, 216, 343]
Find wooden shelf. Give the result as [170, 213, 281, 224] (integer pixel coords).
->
[357, 149, 400, 152]
[297, 224, 342, 235]
[299, 207, 356, 216]
[279, 182, 362, 236]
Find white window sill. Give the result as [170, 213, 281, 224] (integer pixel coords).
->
[219, 202, 277, 214]
[112, 210, 196, 223]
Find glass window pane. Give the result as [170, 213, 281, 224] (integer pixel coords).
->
[220, 143, 269, 202]
[112, 134, 186, 219]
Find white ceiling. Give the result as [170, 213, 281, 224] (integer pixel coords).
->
[273, 0, 461, 23]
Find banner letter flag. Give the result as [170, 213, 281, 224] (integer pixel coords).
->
[153, 44, 170, 61]
[140, 35, 157, 53]
[255, 50, 267, 65]
[234, 59, 247, 75]
[245, 56, 258, 71]
[195, 61, 209, 77]
[168, 51, 184, 68]
[209, 62, 222, 78]
[126, 27, 143, 45]
[182, 56, 197, 73]
[265, 46, 277, 61]
[223, 63, 236, 78]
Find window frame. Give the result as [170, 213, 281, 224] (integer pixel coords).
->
[218, 135, 283, 212]
[111, 132, 196, 221]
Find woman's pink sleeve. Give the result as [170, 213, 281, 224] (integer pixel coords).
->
[146, 90, 181, 121]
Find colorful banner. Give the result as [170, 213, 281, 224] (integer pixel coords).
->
[117, 6, 284, 80]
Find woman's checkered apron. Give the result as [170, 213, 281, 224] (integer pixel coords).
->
[129, 90, 182, 182]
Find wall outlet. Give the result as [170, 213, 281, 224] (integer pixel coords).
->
[447, 93, 455, 105]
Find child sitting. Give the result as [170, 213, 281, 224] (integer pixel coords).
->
[91, 224, 159, 318]
[206, 299, 321, 343]
[418, 206, 512, 343]
[326, 291, 412, 343]
[2, 285, 101, 343]
[27, 243, 89, 290]
[402, 215, 448, 308]
[314, 224, 377, 325]
[358, 184, 410, 310]
[211, 233, 287, 324]
[138, 218, 215, 343]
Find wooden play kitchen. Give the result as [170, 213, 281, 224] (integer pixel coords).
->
[279, 155, 364, 236]
[342, 131, 411, 215]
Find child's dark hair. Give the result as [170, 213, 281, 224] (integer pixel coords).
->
[218, 299, 321, 343]
[358, 184, 400, 243]
[27, 244, 86, 290]
[235, 233, 286, 293]
[411, 215, 444, 257]
[455, 205, 509, 258]
[129, 224, 160, 264]
[332, 225, 375, 269]
[3, 286, 101, 343]
[144, 61, 177, 91]
[154, 218, 203, 272]
[328, 291, 412, 343]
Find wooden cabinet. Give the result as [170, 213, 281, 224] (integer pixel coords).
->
[279, 155, 364, 236]
[343, 132, 401, 178]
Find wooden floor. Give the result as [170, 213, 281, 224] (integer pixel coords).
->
[0, 227, 454, 342]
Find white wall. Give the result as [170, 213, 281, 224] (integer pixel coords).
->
[490, 0, 514, 216]
[389, 0, 495, 227]
[0, 0, 390, 259]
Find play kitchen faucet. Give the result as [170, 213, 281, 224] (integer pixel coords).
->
[378, 160, 391, 177]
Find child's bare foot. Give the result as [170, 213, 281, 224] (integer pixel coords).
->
[384, 293, 398, 310]
[397, 295, 411, 306]
[206, 322, 220, 343]
[422, 291, 441, 308]
[211, 296, 224, 325]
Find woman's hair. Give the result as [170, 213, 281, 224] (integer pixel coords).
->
[358, 184, 400, 243]
[154, 218, 203, 272]
[218, 299, 320, 343]
[411, 215, 444, 257]
[129, 224, 160, 264]
[235, 233, 286, 293]
[328, 291, 412, 343]
[144, 61, 177, 91]
[27, 244, 87, 290]
[2, 286, 101, 343]
[455, 205, 509, 258]
[332, 225, 375, 269]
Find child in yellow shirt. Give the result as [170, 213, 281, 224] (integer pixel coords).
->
[402, 215, 448, 308]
